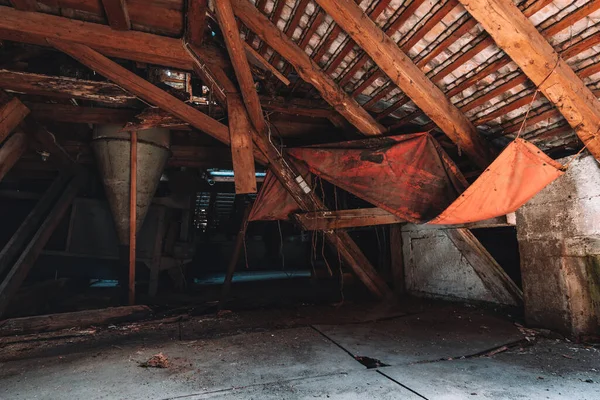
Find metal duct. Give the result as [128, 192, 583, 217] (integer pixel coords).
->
[92, 125, 170, 245]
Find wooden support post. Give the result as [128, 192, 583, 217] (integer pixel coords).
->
[227, 95, 257, 194]
[0, 173, 72, 279]
[0, 172, 83, 317]
[230, 0, 385, 136]
[0, 97, 30, 144]
[446, 228, 523, 306]
[101, 0, 131, 30]
[221, 203, 253, 303]
[294, 208, 404, 230]
[129, 130, 137, 306]
[389, 224, 405, 295]
[0, 132, 27, 182]
[457, 0, 600, 161]
[314, 0, 492, 169]
[186, 0, 208, 47]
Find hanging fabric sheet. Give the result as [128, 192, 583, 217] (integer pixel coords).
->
[249, 132, 564, 225]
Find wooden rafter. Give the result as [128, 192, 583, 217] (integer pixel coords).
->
[0, 132, 27, 182]
[231, 0, 385, 136]
[294, 208, 404, 231]
[101, 0, 130, 30]
[0, 97, 30, 144]
[459, 0, 600, 160]
[315, 0, 491, 168]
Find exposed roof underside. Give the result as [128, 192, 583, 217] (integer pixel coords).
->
[1, 0, 599, 166]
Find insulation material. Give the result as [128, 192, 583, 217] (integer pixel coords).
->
[250, 133, 564, 225]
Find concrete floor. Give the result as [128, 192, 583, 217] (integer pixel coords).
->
[0, 301, 598, 399]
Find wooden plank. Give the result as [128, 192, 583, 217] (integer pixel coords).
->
[459, 0, 600, 160]
[231, 0, 386, 136]
[101, 0, 130, 30]
[315, 0, 492, 168]
[389, 224, 405, 295]
[0, 172, 83, 317]
[0, 173, 72, 280]
[0, 69, 136, 105]
[186, 0, 208, 46]
[0, 305, 152, 336]
[0, 132, 27, 182]
[0, 97, 29, 145]
[0, 6, 230, 71]
[294, 208, 403, 230]
[446, 228, 522, 306]
[244, 42, 291, 86]
[215, 0, 266, 134]
[227, 95, 257, 194]
[9, 0, 37, 11]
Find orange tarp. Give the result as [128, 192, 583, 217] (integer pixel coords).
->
[249, 133, 564, 225]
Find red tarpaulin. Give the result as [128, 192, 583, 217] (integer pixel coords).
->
[249, 132, 564, 225]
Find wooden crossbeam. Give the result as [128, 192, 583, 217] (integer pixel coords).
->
[231, 0, 385, 136]
[314, 0, 492, 169]
[458, 0, 600, 160]
[0, 97, 29, 144]
[27, 103, 137, 125]
[0, 69, 136, 105]
[186, 0, 208, 46]
[101, 0, 130, 30]
[0, 6, 228, 71]
[294, 208, 404, 230]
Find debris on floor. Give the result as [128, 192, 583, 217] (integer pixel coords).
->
[140, 352, 169, 368]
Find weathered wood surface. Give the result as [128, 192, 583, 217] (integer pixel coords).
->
[294, 208, 404, 230]
[231, 0, 385, 136]
[0, 97, 29, 144]
[186, 0, 208, 47]
[458, 0, 600, 161]
[445, 228, 523, 306]
[0, 69, 136, 105]
[0, 305, 152, 336]
[0, 6, 228, 71]
[0, 172, 84, 317]
[101, 0, 130, 30]
[0, 132, 27, 182]
[9, 0, 37, 11]
[315, 0, 492, 169]
[244, 42, 291, 86]
[216, 0, 267, 134]
[226, 96, 257, 194]
[28, 103, 137, 125]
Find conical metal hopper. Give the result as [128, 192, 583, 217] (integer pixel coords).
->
[92, 124, 170, 245]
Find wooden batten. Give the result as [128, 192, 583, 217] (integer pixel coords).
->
[0, 97, 30, 145]
[458, 0, 600, 161]
[314, 0, 492, 169]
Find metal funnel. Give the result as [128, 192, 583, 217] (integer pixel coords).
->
[92, 124, 170, 245]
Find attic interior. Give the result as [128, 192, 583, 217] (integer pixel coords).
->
[0, 0, 599, 398]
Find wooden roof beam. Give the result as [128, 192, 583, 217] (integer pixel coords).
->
[0, 97, 29, 145]
[101, 0, 130, 30]
[0, 6, 227, 71]
[231, 0, 385, 136]
[315, 0, 491, 168]
[186, 0, 209, 47]
[459, 0, 600, 160]
[9, 0, 37, 11]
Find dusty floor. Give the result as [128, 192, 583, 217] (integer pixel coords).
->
[0, 300, 598, 399]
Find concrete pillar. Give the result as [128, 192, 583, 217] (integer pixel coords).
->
[516, 154, 600, 338]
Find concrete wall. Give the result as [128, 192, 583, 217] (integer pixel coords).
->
[401, 226, 498, 303]
[516, 154, 600, 338]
